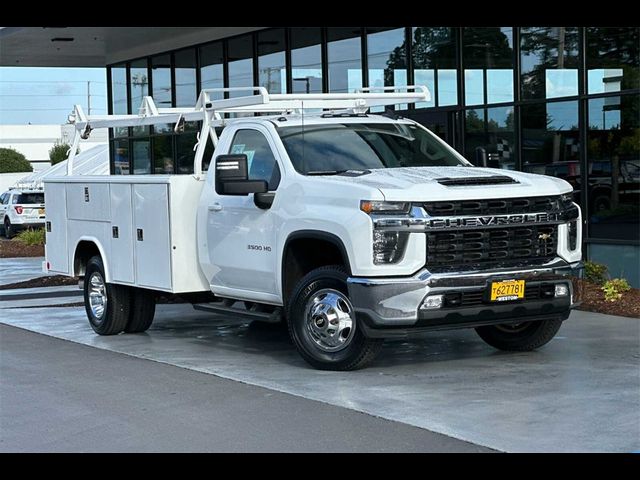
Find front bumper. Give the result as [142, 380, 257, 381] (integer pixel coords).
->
[347, 258, 583, 338]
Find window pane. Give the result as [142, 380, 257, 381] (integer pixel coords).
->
[200, 42, 225, 100]
[110, 64, 128, 138]
[291, 27, 323, 94]
[228, 35, 254, 97]
[464, 107, 516, 170]
[153, 136, 174, 174]
[258, 29, 287, 94]
[175, 49, 197, 107]
[327, 28, 363, 93]
[412, 27, 458, 108]
[131, 139, 151, 174]
[587, 94, 639, 241]
[521, 101, 580, 180]
[229, 130, 280, 190]
[177, 129, 198, 174]
[367, 28, 407, 110]
[520, 27, 579, 100]
[112, 139, 130, 175]
[151, 54, 172, 108]
[587, 27, 640, 94]
[130, 59, 150, 137]
[463, 27, 514, 105]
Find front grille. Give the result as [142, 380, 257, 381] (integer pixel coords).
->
[422, 195, 559, 217]
[443, 283, 556, 308]
[427, 225, 557, 272]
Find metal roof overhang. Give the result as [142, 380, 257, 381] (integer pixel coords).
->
[0, 27, 266, 67]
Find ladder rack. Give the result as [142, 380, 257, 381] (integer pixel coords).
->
[65, 85, 430, 177]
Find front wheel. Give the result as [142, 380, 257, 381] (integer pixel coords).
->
[287, 265, 383, 371]
[475, 318, 563, 352]
[84, 256, 131, 335]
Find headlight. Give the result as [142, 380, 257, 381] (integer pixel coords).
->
[361, 200, 411, 215]
[373, 230, 409, 264]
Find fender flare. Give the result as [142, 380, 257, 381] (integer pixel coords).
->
[72, 236, 111, 282]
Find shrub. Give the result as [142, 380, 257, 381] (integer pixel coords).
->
[14, 228, 45, 246]
[585, 261, 608, 285]
[49, 142, 78, 165]
[602, 278, 631, 302]
[0, 148, 32, 173]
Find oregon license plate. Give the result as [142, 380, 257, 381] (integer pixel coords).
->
[490, 280, 525, 302]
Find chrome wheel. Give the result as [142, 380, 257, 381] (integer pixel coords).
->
[303, 289, 355, 353]
[88, 272, 107, 320]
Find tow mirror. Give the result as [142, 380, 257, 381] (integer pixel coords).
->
[215, 154, 267, 196]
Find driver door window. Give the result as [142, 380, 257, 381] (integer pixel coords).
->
[228, 129, 281, 191]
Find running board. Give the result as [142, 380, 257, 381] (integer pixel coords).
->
[192, 303, 282, 323]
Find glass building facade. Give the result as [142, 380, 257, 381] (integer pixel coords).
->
[107, 27, 640, 283]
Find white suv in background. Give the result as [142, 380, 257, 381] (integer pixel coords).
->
[0, 189, 46, 239]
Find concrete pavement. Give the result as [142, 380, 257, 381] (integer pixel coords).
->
[0, 324, 489, 452]
[1, 301, 638, 452]
[0, 257, 50, 286]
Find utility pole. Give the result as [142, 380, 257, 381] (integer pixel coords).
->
[87, 81, 91, 115]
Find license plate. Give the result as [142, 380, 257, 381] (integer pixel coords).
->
[39, 208, 45, 215]
[490, 280, 525, 302]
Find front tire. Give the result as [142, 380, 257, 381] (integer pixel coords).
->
[475, 318, 563, 352]
[84, 255, 131, 335]
[287, 265, 383, 371]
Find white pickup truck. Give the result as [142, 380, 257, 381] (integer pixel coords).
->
[44, 87, 583, 370]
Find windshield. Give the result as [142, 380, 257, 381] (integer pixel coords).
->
[278, 122, 469, 175]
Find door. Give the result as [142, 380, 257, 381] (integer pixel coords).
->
[207, 126, 282, 298]
[133, 184, 172, 290]
[110, 184, 135, 284]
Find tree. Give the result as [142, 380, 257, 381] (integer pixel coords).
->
[0, 148, 32, 173]
[49, 142, 78, 165]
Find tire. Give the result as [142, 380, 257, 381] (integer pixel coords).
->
[84, 255, 131, 335]
[125, 287, 156, 333]
[475, 318, 563, 352]
[4, 218, 13, 239]
[286, 265, 383, 371]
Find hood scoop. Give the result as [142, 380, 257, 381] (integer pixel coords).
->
[437, 175, 519, 187]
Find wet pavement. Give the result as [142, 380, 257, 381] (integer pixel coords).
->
[1, 302, 638, 452]
[0, 257, 50, 286]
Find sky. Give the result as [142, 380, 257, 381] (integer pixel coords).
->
[0, 67, 107, 125]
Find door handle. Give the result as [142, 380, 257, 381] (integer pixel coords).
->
[208, 203, 223, 212]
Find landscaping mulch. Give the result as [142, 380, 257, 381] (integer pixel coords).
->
[575, 279, 640, 319]
[0, 238, 44, 258]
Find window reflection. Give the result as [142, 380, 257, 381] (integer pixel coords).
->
[200, 42, 225, 100]
[153, 136, 174, 174]
[464, 106, 516, 169]
[587, 94, 639, 241]
[412, 27, 457, 108]
[110, 64, 128, 138]
[327, 28, 362, 93]
[367, 28, 407, 110]
[132, 139, 151, 175]
[587, 27, 640, 94]
[175, 49, 197, 107]
[258, 29, 287, 94]
[291, 27, 323, 94]
[463, 27, 514, 105]
[112, 139, 130, 175]
[130, 59, 149, 136]
[151, 54, 172, 108]
[520, 27, 579, 100]
[228, 35, 254, 97]
[521, 101, 580, 196]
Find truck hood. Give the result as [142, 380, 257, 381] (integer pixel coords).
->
[325, 166, 573, 201]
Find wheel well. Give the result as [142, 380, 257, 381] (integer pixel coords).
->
[74, 241, 101, 277]
[282, 235, 349, 306]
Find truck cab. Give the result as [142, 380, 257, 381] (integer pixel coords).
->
[44, 87, 583, 370]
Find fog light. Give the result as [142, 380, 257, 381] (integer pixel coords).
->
[421, 294, 443, 310]
[555, 284, 569, 297]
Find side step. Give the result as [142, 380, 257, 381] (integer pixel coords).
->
[192, 302, 283, 324]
